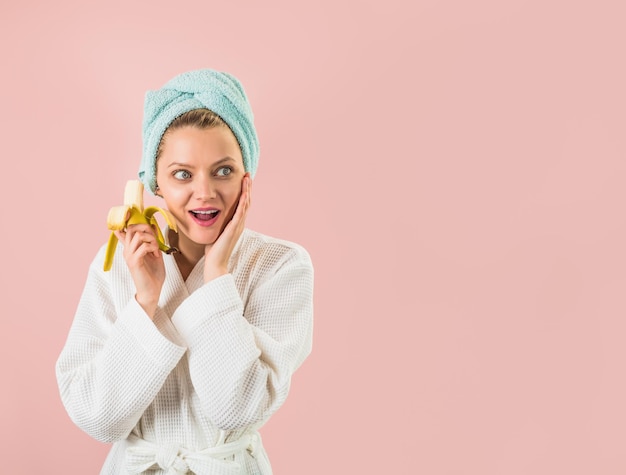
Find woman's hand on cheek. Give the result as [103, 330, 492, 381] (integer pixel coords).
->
[203, 173, 252, 283]
[114, 223, 166, 318]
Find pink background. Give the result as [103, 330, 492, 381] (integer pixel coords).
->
[1, 0, 626, 473]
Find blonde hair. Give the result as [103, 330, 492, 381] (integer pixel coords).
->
[156, 109, 228, 160]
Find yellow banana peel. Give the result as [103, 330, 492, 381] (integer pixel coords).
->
[103, 180, 178, 272]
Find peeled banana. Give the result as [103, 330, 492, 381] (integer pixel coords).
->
[103, 180, 178, 272]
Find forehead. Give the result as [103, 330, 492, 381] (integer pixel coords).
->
[160, 126, 243, 164]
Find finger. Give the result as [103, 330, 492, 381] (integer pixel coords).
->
[235, 175, 251, 219]
[127, 223, 157, 243]
[128, 240, 161, 264]
[126, 223, 156, 240]
[119, 229, 140, 251]
[113, 229, 126, 245]
[241, 174, 251, 210]
[138, 241, 162, 259]
[247, 176, 252, 207]
[128, 228, 157, 255]
[241, 173, 249, 195]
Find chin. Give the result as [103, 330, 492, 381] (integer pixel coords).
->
[190, 230, 220, 246]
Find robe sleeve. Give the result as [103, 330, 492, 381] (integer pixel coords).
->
[170, 246, 314, 431]
[55, 248, 187, 443]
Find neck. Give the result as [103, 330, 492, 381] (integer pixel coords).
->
[168, 229, 206, 280]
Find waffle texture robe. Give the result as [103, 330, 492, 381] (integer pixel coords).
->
[56, 229, 314, 474]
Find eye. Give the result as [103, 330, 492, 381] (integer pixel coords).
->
[173, 169, 192, 180]
[215, 166, 233, 177]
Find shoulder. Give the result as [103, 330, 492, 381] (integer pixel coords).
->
[231, 230, 314, 303]
[233, 229, 313, 275]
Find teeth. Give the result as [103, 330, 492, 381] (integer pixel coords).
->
[193, 210, 218, 215]
[103, 180, 178, 272]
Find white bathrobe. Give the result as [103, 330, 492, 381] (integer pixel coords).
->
[56, 229, 314, 474]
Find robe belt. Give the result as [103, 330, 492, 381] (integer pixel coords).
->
[124, 431, 265, 474]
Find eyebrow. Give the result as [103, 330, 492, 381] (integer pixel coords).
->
[166, 157, 237, 169]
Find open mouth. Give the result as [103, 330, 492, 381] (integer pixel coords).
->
[189, 209, 220, 225]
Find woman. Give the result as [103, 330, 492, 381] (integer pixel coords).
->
[56, 69, 314, 474]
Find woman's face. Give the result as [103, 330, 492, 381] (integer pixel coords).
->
[155, 125, 245, 254]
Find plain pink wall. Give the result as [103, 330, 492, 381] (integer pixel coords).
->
[1, 0, 626, 473]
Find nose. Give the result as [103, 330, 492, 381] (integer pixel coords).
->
[194, 174, 216, 201]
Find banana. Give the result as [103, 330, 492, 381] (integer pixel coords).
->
[103, 180, 178, 272]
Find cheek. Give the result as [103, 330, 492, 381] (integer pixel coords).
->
[224, 184, 242, 209]
[161, 187, 188, 211]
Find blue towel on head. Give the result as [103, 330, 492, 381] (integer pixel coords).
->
[139, 69, 260, 194]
